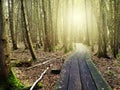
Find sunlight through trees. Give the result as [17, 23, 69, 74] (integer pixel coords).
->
[0, 0, 120, 89]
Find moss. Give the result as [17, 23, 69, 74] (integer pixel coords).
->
[36, 82, 43, 88]
[7, 68, 25, 90]
[28, 82, 43, 90]
[0, 86, 4, 90]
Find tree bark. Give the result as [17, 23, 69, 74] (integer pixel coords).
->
[113, 0, 119, 58]
[21, 0, 37, 61]
[8, 0, 18, 50]
[97, 0, 108, 58]
[41, 0, 52, 52]
[0, 0, 10, 89]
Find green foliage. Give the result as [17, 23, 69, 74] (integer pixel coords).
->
[37, 82, 43, 88]
[7, 68, 25, 90]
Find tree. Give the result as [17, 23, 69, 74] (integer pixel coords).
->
[63, 0, 69, 53]
[21, 0, 37, 61]
[100, 0, 108, 58]
[95, 0, 108, 58]
[8, 0, 18, 50]
[0, 0, 11, 89]
[84, 0, 90, 46]
[41, 0, 53, 52]
[113, 0, 119, 58]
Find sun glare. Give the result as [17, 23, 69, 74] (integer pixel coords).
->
[68, 8, 86, 26]
[74, 43, 87, 52]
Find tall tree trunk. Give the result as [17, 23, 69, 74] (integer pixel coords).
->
[0, 0, 10, 89]
[8, 0, 18, 50]
[41, 0, 52, 52]
[102, 9, 107, 57]
[97, 0, 108, 58]
[38, 0, 44, 47]
[63, 0, 69, 53]
[35, 0, 41, 49]
[108, 0, 114, 53]
[85, 0, 90, 46]
[54, 0, 59, 45]
[113, 0, 119, 58]
[48, 0, 54, 51]
[69, 0, 74, 50]
[21, 0, 37, 61]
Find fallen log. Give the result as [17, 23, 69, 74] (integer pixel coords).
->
[30, 67, 49, 90]
[26, 57, 61, 70]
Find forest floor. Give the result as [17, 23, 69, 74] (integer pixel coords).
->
[11, 49, 68, 90]
[92, 54, 120, 90]
[11, 49, 120, 90]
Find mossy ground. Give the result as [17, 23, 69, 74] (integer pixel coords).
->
[4, 68, 30, 90]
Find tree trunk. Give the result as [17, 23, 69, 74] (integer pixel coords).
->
[41, 0, 52, 52]
[113, 0, 119, 58]
[48, 0, 54, 51]
[21, 0, 37, 61]
[63, 0, 69, 53]
[8, 0, 18, 50]
[97, 0, 108, 58]
[85, 0, 90, 46]
[0, 0, 10, 89]
[108, 0, 114, 53]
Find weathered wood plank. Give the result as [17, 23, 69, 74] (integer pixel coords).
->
[68, 58, 82, 90]
[55, 49, 112, 90]
[55, 59, 71, 90]
[78, 58, 97, 90]
[86, 59, 112, 90]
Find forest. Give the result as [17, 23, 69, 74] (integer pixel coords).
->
[0, 0, 120, 90]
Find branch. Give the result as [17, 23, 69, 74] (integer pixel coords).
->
[30, 67, 49, 90]
[26, 57, 61, 70]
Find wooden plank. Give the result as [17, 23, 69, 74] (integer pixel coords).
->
[86, 59, 112, 90]
[68, 58, 82, 90]
[55, 50, 112, 90]
[55, 60, 71, 90]
[78, 58, 97, 90]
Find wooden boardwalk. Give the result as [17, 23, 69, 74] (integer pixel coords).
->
[55, 46, 112, 90]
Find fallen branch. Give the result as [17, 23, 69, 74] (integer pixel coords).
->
[26, 57, 61, 70]
[30, 67, 49, 90]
